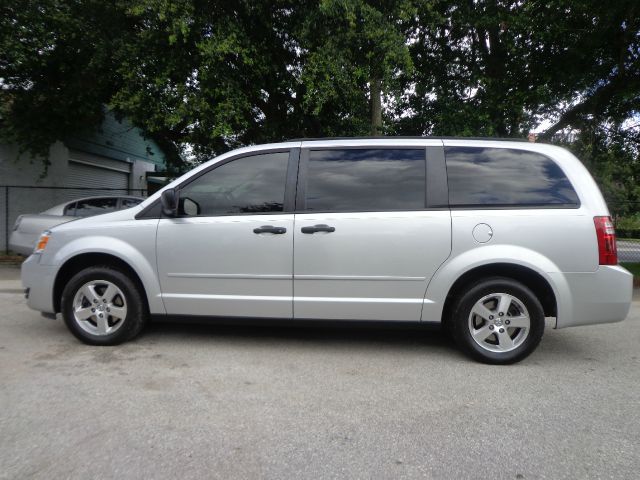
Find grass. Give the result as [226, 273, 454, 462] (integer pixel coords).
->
[621, 262, 640, 278]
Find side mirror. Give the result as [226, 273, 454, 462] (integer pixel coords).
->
[160, 189, 178, 217]
[181, 197, 200, 216]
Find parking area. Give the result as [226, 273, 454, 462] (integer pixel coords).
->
[1, 267, 639, 479]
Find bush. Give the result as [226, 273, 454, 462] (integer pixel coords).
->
[615, 213, 640, 231]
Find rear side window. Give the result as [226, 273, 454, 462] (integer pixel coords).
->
[75, 198, 119, 217]
[120, 198, 143, 209]
[63, 202, 77, 216]
[445, 147, 580, 207]
[304, 149, 425, 212]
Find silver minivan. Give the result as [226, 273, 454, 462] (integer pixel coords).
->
[21, 138, 633, 364]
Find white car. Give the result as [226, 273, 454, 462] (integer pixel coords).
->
[21, 138, 633, 364]
[9, 196, 143, 255]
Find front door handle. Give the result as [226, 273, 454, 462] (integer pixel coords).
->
[301, 224, 336, 234]
[253, 225, 287, 234]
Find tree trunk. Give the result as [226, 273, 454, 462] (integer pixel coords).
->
[370, 78, 382, 136]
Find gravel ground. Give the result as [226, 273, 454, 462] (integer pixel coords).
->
[1, 289, 639, 480]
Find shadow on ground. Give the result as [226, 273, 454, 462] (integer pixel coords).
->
[144, 319, 454, 350]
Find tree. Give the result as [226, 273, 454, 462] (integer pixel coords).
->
[0, 0, 135, 164]
[298, 0, 416, 136]
[560, 123, 640, 218]
[1, 0, 310, 166]
[396, 0, 640, 139]
[1, 0, 639, 171]
[1, 0, 420, 165]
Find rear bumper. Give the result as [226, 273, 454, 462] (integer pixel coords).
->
[21, 254, 57, 314]
[552, 265, 633, 329]
[9, 231, 37, 256]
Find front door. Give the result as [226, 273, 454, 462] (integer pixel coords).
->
[156, 150, 296, 318]
[293, 144, 452, 321]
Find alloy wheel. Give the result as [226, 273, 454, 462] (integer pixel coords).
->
[467, 292, 531, 353]
[71, 280, 128, 336]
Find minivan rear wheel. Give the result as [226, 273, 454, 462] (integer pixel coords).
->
[61, 266, 147, 345]
[450, 277, 544, 364]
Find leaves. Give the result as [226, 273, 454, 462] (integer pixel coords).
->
[0, 0, 638, 179]
[396, 0, 640, 139]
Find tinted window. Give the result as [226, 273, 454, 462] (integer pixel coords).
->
[121, 198, 143, 209]
[445, 147, 579, 207]
[305, 149, 425, 211]
[75, 198, 119, 217]
[179, 152, 289, 216]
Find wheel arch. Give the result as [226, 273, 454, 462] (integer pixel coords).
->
[440, 263, 558, 329]
[53, 253, 148, 314]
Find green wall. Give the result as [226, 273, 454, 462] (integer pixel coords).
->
[65, 111, 166, 169]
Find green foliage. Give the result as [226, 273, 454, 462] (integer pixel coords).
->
[0, 0, 639, 186]
[558, 123, 640, 218]
[394, 0, 640, 139]
[300, 0, 415, 135]
[617, 215, 640, 231]
[111, 0, 305, 161]
[621, 263, 640, 277]
[0, 0, 132, 164]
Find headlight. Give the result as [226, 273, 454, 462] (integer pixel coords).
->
[34, 230, 51, 254]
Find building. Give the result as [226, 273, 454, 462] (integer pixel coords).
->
[0, 111, 167, 252]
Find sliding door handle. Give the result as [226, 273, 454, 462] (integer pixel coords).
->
[301, 224, 336, 234]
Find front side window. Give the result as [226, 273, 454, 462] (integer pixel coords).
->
[445, 147, 580, 207]
[75, 198, 119, 217]
[179, 151, 289, 216]
[304, 149, 426, 212]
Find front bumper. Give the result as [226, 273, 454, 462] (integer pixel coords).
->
[552, 265, 633, 329]
[21, 254, 57, 314]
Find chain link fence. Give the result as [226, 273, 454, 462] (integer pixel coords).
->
[616, 238, 640, 264]
[1, 185, 146, 254]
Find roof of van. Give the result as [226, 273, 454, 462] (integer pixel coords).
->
[287, 136, 530, 142]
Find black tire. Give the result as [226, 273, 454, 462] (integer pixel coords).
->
[60, 265, 148, 345]
[450, 277, 544, 364]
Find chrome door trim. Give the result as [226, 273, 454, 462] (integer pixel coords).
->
[295, 296, 428, 304]
[162, 293, 293, 302]
[167, 273, 292, 280]
[295, 275, 426, 281]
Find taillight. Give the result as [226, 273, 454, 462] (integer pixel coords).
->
[13, 215, 23, 231]
[593, 216, 617, 265]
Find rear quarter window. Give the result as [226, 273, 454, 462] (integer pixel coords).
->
[120, 198, 143, 209]
[63, 202, 77, 216]
[445, 147, 580, 208]
[75, 198, 119, 217]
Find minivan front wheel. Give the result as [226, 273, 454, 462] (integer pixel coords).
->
[451, 277, 545, 364]
[61, 266, 147, 345]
